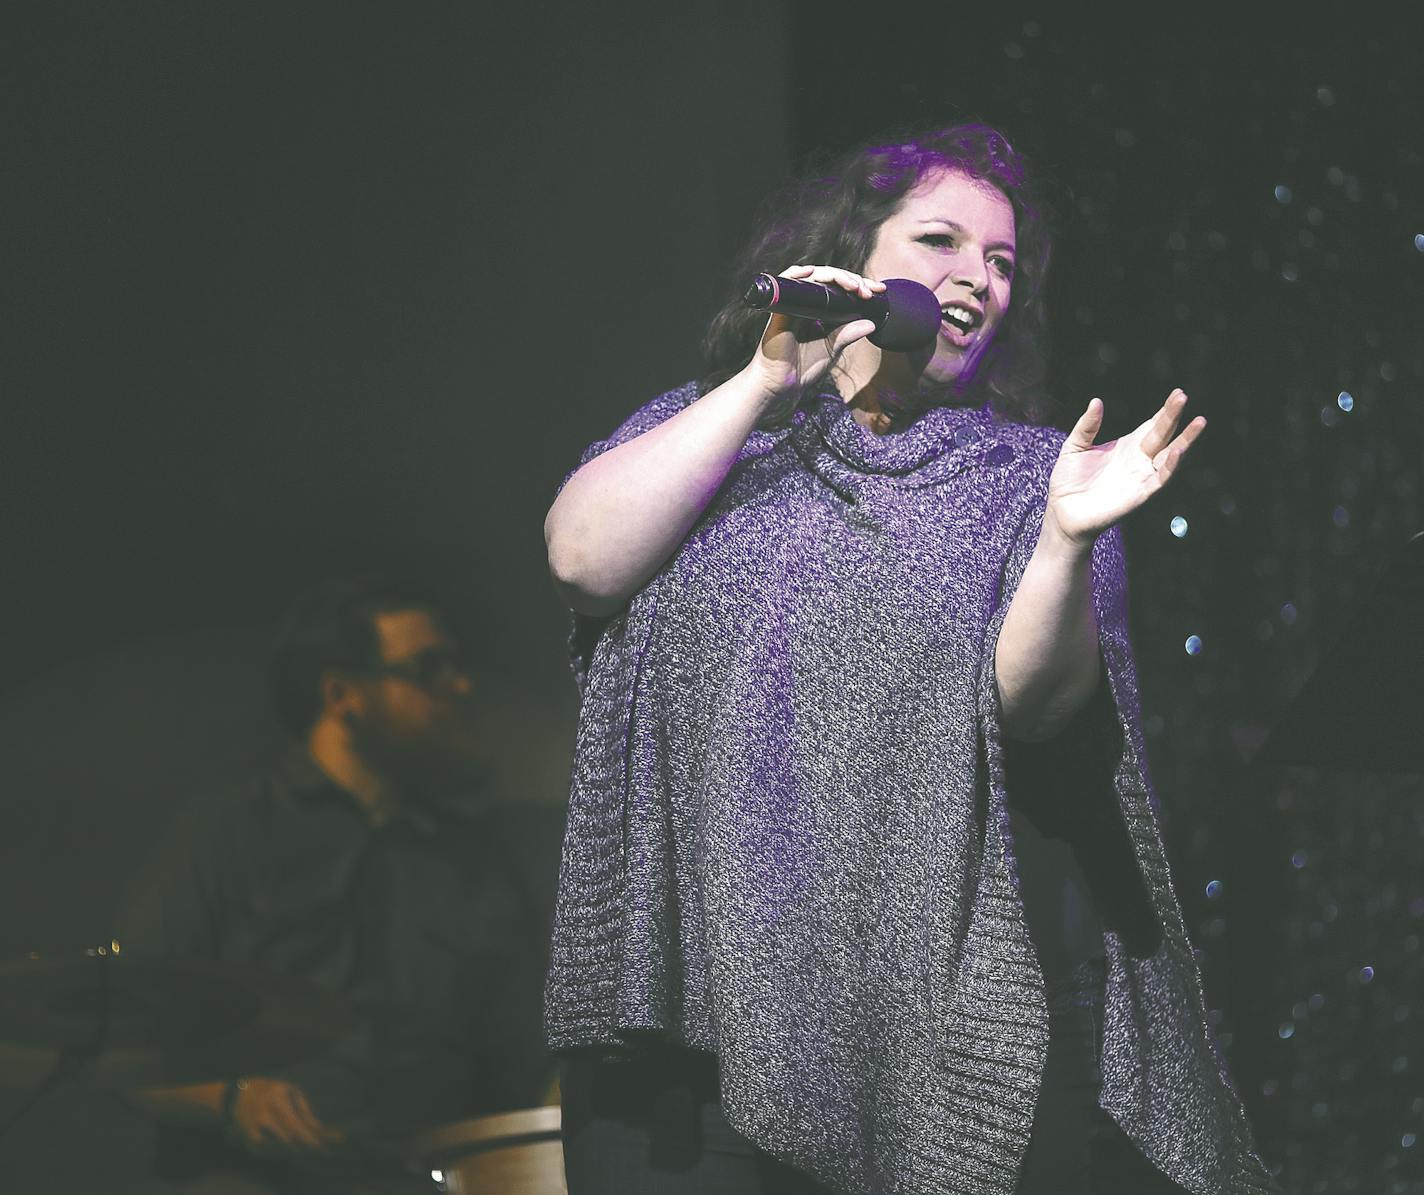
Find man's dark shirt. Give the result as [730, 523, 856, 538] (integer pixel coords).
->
[120, 747, 560, 1178]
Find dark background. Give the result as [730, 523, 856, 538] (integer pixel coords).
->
[3, 5, 1423, 1190]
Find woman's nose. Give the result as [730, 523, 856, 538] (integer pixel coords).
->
[951, 255, 988, 296]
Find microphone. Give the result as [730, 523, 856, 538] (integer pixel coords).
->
[742, 273, 942, 352]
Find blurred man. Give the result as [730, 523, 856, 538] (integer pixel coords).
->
[122, 578, 559, 1194]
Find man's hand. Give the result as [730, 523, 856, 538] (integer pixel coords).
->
[229, 1077, 343, 1152]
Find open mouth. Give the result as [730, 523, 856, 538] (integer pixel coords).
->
[940, 305, 983, 335]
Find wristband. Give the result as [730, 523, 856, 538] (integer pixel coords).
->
[220, 1077, 249, 1131]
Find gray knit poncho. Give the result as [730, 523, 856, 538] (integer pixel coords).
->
[546, 382, 1273, 1195]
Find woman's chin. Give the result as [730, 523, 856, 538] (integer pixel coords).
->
[917, 359, 979, 400]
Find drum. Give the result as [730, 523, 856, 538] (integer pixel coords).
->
[416, 1106, 567, 1194]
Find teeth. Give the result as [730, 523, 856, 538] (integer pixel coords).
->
[942, 307, 976, 331]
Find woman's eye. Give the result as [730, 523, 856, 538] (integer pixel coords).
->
[919, 234, 955, 250]
[991, 256, 1016, 279]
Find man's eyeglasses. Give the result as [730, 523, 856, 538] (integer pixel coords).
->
[367, 647, 468, 689]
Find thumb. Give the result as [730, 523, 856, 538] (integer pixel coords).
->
[824, 318, 879, 358]
[1066, 398, 1104, 450]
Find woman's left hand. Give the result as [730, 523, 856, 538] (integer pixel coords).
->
[1043, 389, 1205, 549]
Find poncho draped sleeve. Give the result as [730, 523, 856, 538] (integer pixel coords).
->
[545, 381, 1274, 1195]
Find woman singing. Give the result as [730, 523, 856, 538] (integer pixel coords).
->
[542, 124, 1273, 1194]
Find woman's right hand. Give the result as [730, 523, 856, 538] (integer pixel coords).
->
[548, 266, 884, 615]
[744, 264, 884, 398]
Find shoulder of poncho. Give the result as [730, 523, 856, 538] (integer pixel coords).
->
[989, 414, 1064, 485]
[586, 381, 702, 458]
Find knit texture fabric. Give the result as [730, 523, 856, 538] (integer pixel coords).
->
[545, 382, 1274, 1195]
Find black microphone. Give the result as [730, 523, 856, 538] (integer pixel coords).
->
[742, 273, 942, 352]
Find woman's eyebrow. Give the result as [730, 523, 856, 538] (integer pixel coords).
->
[916, 218, 1016, 254]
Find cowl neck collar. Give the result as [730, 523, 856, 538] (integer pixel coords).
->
[790, 387, 999, 482]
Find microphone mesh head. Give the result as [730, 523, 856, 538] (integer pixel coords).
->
[867, 279, 942, 352]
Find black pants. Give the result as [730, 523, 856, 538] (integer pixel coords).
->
[560, 1014, 1182, 1194]
[560, 1048, 827, 1195]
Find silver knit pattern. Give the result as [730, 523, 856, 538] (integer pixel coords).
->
[546, 382, 1275, 1194]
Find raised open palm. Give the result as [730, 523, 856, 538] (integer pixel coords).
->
[1045, 389, 1206, 546]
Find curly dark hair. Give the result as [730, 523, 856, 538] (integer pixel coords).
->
[701, 123, 1055, 425]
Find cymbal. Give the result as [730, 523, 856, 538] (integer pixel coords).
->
[0, 948, 360, 1086]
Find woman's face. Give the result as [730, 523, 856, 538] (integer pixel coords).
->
[859, 167, 1017, 389]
